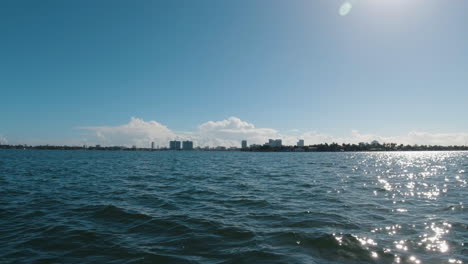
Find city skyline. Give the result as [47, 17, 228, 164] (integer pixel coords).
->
[4, 137, 468, 152]
[2, 116, 468, 148]
[1, 1, 467, 147]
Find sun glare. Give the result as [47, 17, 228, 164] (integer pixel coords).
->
[339, 0, 419, 17]
[339, 1, 352, 16]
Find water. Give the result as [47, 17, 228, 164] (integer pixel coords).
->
[1, 150, 467, 264]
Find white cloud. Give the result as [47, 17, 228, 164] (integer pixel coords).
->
[197, 117, 278, 147]
[0, 135, 7, 145]
[300, 130, 468, 146]
[391, 131, 468, 146]
[286, 131, 341, 145]
[80, 116, 280, 148]
[81, 117, 176, 148]
[79, 116, 468, 147]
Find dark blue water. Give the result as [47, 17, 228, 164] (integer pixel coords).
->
[1, 150, 467, 263]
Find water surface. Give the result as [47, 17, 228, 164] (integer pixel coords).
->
[1, 150, 467, 263]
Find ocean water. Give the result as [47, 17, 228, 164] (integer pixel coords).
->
[0, 150, 467, 264]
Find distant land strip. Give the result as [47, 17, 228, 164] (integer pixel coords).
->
[1, 143, 468, 152]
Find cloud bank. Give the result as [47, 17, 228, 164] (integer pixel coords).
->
[79, 117, 468, 148]
[197, 117, 278, 147]
[81, 117, 176, 147]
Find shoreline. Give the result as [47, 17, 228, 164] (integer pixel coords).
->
[1, 145, 468, 153]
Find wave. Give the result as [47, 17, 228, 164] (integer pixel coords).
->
[267, 232, 394, 263]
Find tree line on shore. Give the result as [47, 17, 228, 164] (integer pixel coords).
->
[243, 142, 468, 152]
[1, 142, 468, 152]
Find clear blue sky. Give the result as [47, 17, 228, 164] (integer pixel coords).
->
[1, 0, 467, 144]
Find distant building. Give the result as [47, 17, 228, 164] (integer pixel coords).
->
[266, 139, 282, 147]
[151, 141, 155, 150]
[297, 139, 304, 147]
[276, 139, 282, 147]
[241, 140, 247, 149]
[182, 141, 193, 150]
[169, 140, 181, 150]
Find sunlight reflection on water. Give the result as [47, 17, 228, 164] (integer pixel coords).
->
[340, 151, 467, 263]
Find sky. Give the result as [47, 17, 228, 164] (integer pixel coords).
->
[1, 0, 467, 147]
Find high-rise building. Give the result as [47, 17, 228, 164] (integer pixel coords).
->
[182, 141, 193, 150]
[266, 139, 282, 147]
[297, 139, 304, 147]
[275, 139, 282, 147]
[151, 141, 155, 150]
[169, 140, 181, 150]
[241, 140, 247, 149]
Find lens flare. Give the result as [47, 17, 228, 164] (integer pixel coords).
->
[339, 1, 352, 16]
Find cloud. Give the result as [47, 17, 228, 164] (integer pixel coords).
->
[0, 135, 7, 145]
[80, 116, 280, 148]
[302, 130, 468, 146]
[197, 117, 278, 147]
[81, 117, 176, 147]
[393, 131, 468, 146]
[79, 116, 468, 147]
[287, 131, 342, 145]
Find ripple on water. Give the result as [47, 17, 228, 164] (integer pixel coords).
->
[1, 150, 467, 263]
